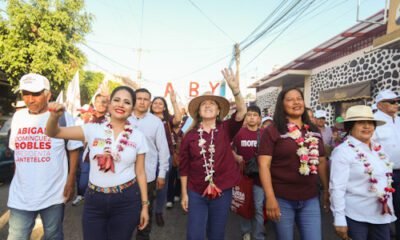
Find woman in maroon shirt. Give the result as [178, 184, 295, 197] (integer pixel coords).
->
[258, 88, 329, 240]
[150, 91, 182, 226]
[179, 68, 246, 240]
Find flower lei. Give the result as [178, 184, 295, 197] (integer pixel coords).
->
[347, 139, 395, 215]
[198, 124, 222, 199]
[94, 120, 133, 173]
[287, 123, 320, 176]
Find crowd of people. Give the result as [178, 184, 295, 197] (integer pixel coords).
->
[4, 69, 400, 240]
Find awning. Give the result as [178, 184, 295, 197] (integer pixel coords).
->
[319, 81, 371, 103]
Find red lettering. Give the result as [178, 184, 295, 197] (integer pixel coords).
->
[189, 82, 199, 97]
[164, 82, 175, 98]
[209, 81, 220, 94]
[45, 141, 51, 149]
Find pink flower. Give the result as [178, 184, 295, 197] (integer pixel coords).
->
[300, 155, 309, 161]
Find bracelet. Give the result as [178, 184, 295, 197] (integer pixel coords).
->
[142, 200, 150, 206]
[233, 90, 241, 97]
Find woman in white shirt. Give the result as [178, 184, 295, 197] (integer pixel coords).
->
[45, 86, 149, 240]
[330, 105, 396, 240]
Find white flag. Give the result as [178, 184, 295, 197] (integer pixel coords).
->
[56, 90, 64, 104]
[65, 71, 81, 117]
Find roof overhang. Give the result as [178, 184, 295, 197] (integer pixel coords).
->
[257, 70, 311, 88]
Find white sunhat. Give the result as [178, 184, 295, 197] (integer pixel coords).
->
[11, 100, 26, 109]
[375, 89, 399, 103]
[262, 116, 273, 123]
[343, 105, 385, 126]
[17, 73, 50, 93]
[314, 110, 327, 119]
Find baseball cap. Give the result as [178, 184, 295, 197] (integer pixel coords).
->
[375, 89, 399, 103]
[314, 110, 327, 119]
[17, 73, 50, 93]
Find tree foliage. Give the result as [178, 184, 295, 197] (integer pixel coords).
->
[79, 70, 121, 104]
[0, 0, 92, 92]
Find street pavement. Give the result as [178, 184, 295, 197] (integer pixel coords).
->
[0, 182, 342, 240]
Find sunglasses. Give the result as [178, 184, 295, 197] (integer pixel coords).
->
[381, 100, 399, 105]
[22, 90, 44, 97]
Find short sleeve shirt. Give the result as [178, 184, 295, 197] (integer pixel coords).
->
[258, 124, 325, 201]
[8, 109, 82, 211]
[82, 122, 148, 187]
[179, 113, 243, 194]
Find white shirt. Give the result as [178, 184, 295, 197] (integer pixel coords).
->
[374, 110, 400, 169]
[128, 112, 170, 182]
[82, 122, 148, 187]
[330, 136, 396, 226]
[8, 109, 82, 211]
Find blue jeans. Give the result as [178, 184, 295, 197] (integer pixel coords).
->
[8, 204, 65, 240]
[240, 185, 265, 240]
[187, 189, 232, 240]
[82, 182, 141, 240]
[347, 217, 391, 240]
[392, 170, 400, 240]
[274, 196, 321, 240]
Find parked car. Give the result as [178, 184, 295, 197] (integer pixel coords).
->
[0, 116, 14, 182]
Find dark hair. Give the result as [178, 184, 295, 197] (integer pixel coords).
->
[273, 87, 318, 134]
[135, 88, 152, 98]
[110, 86, 136, 107]
[247, 105, 261, 116]
[150, 96, 171, 122]
[344, 121, 377, 138]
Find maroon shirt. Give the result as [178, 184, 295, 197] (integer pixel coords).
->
[258, 123, 325, 201]
[232, 127, 264, 186]
[179, 113, 243, 194]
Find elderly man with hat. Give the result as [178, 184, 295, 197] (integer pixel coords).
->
[373, 89, 400, 239]
[7, 73, 82, 239]
[330, 105, 396, 240]
[179, 68, 247, 240]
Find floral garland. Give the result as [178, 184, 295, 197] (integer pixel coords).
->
[347, 139, 395, 215]
[198, 124, 222, 199]
[287, 123, 320, 176]
[94, 120, 133, 173]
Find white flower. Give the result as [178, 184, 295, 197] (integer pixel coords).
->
[309, 149, 319, 156]
[198, 139, 206, 147]
[200, 149, 206, 154]
[297, 147, 309, 156]
[205, 175, 211, 182]
[288, 130, 302, 139]
[299, 163, 310, 176]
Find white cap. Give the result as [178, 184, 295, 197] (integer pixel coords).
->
[375, 89, 399, 103]
[17, 73, 50, 93]
[262, 116, 273, 123]
[314, 110, 327, 119]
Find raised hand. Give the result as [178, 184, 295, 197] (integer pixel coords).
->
[221, 68, 240, 94]
[48, 102, 65, 118]
[169, 89, 177, 103]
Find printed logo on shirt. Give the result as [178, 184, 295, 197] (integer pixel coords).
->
[240, 140, 257, 147]
[14, 127, 52, 163]
[93, 138, 106, 147]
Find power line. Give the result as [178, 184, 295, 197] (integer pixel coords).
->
[243, 0, 316, 69]
[82, 43, 139, 72]
[187, 0, 236, 43]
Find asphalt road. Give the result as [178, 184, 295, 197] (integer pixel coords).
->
[0, 182, 341, 240]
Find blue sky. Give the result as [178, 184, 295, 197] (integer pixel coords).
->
[1, 0, 386, 100]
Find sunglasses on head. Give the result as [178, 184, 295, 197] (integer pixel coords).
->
[381, 99, 399, 105]
[22, 90, 44, 97]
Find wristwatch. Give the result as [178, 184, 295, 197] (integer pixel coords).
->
[142, 200, 150, 206]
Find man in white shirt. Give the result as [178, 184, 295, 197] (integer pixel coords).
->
[374, 89, 400, 239]
[128, 88, 170, 240]
[7, 73, 82, 239]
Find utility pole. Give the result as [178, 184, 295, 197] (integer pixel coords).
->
[220, 43, 240, 97]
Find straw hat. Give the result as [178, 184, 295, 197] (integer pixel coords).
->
[188, 93, 230, 119]
[343, 105, 385, 126]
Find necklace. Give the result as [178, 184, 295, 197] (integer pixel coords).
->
[94, 120, 133, 173]
[198, 123, 222, 199]
[287, 123, 320, 176]
[347, 139, 395, 215]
